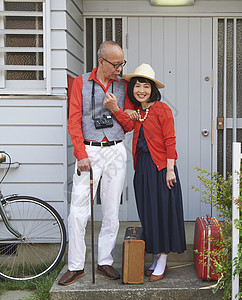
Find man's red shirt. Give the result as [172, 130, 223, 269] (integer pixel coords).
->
[68, 68, 134, 161]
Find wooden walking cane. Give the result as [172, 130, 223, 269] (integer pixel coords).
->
[89, 166, 95, 284]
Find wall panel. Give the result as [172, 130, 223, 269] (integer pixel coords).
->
[0, 98, 68, 225]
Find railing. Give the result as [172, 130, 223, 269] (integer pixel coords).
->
[232, 142, 241, 300]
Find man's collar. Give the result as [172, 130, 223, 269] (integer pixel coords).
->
[88, 67, 119, 83]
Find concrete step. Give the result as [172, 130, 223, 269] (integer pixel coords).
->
[50, 262, 223, 300]
[51, 221, 223, 300]
[83, 221, 195, 263]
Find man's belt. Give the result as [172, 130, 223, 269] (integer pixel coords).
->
[84, 140, 122, 147]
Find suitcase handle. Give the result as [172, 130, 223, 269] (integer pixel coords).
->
[206, 214, 213, 225]
[133, 227, 136, 237]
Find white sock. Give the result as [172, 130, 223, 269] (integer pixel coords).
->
[149, 254, 160, 270]
[152, 253, 168, 276]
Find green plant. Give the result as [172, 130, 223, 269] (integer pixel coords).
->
[192, 168, 242, 299]
[0, 261, 65, 300]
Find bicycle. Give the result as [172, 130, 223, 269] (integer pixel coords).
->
[0, 151, 66, 281]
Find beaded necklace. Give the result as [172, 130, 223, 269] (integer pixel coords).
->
[137, 108, 149, 122]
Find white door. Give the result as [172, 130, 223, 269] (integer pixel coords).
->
[125, 17, 213, 221]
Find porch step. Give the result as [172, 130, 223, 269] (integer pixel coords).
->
[84, 221, 195, 263]
[51, 221, 223, 300]
[50, 262, 223, 300]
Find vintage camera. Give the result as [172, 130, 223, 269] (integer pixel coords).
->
[94, 114, 113, 129]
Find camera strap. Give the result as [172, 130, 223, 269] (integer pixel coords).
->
[92, 80, 113, 120]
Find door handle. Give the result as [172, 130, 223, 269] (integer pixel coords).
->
[201, 129, 209, 137]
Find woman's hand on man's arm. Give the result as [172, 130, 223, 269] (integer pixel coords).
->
[124, 109, 139, 121]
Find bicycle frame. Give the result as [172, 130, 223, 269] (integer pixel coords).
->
[0, 153, 22, 239]
[0, 199, 22, 240]
[0, 151, 67, 282]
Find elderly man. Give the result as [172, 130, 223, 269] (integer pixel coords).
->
[58, 41, 133, 285]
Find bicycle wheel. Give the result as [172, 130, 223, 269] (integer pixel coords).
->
[0, 196, 66, 281]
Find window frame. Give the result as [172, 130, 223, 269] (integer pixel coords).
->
[0, 0, 51, 95]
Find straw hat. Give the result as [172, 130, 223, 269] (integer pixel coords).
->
[122, 63, 165, 89]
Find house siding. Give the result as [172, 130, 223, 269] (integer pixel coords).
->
[0, 98, 67, 224]
[51, 0, 84, 94]
[51, 0, 84, 208]
[0, 0, 84, 227]
[2, 0, 240, 224]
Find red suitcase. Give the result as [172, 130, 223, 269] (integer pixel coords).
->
[193, 215, 222, 280]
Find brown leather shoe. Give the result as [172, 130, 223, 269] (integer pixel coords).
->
[58, 269, 85, 285]
[145, 269, 154, 277]
[97, 265, 120, 280]
[149, 265, 168, 282]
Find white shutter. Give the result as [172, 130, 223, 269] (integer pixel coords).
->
[0, 0, 50, 94]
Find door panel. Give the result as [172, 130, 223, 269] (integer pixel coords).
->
[126, 17, 213, 221]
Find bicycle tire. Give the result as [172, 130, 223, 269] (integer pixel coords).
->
[0, 196, 66, 281]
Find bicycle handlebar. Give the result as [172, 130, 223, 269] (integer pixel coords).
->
[0, 154, 6, 163]
[0, 152, 11, 184]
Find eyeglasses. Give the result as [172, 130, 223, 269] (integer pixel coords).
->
[101, 57, 127, 70]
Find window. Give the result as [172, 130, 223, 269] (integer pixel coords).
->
[0, 0, 50, 94]
[85, 17, 123, 72]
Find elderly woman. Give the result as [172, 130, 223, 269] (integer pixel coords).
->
[104, 63, 186, 282]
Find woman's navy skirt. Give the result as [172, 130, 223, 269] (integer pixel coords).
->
[134, 150, 187, 255]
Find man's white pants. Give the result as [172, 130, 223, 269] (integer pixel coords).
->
[68, 142, 127, 271]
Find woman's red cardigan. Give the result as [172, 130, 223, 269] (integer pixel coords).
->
[113, 101, 177, 171]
